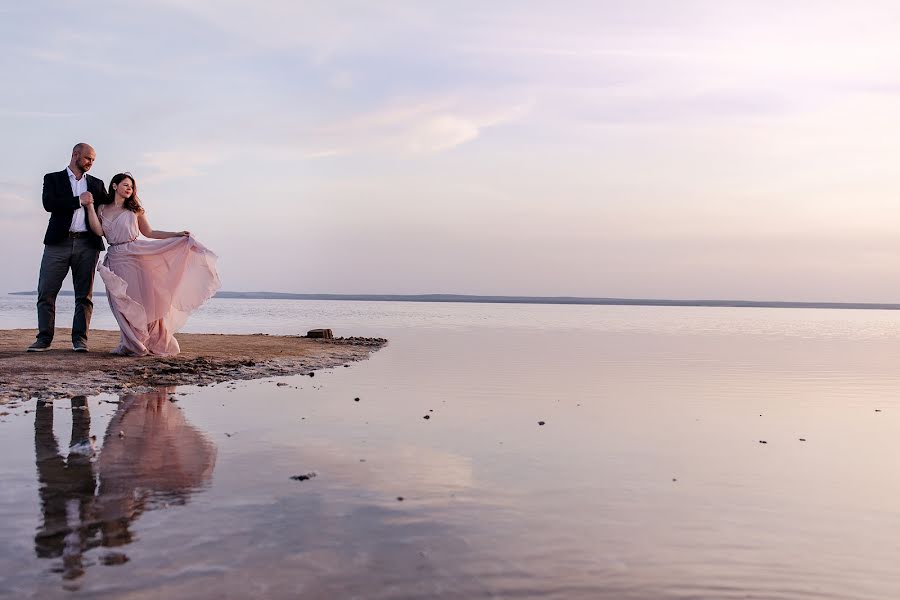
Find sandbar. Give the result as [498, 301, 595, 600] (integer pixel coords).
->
[0, 328, 386, 405]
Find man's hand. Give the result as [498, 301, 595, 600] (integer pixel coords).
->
[79, 192, 94, 206]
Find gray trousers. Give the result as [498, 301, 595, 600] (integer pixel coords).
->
[36, 238, 100, 345]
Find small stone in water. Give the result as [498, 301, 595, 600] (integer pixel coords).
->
[100, 552, 130, 566]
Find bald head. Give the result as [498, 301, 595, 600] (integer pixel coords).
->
[69, 143, 96, 177]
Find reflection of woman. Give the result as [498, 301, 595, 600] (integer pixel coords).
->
[85, 173, 220, 356]
[96, 388, 218, 546]
[33, 388, 217, 581]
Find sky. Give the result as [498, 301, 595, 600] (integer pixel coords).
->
[3, 1, 900, 301]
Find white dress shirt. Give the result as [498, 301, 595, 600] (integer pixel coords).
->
[67, 167, 88, 232]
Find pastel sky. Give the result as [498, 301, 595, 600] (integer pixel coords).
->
[3, 1, 900, 301]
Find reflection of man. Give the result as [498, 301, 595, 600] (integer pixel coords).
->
[33, 397, 100, 581]
[32, 389, 217, 584]
[28, 143, 107, 353]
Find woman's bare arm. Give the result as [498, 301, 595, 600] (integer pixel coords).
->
[85, 202, 104, 237]
[137, 212, 189, 239]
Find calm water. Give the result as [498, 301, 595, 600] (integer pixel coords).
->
[3, 296, 900, 598]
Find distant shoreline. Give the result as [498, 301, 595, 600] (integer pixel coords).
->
[8, 290, 900, 311]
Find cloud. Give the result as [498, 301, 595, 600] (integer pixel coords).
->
[407, 115, 480, 153]
[138, 148, 232, 183]
[0, 110, 80, 118]
[0, 192, 36, 219]
[306, 96, 533, 156]
[154, 1, 430, 59]
[326, 71, 354, 90]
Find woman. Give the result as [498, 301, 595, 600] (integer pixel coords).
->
[85, 173, 220, 356]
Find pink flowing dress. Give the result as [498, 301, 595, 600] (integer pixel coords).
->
[97, 207, 220, 356]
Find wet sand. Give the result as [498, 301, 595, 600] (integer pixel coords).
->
[0, 328, 386, 404]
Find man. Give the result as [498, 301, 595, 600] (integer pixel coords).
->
[28, 143, 107, 352]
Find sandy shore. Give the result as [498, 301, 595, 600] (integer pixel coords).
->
[0, 328, 386, 405]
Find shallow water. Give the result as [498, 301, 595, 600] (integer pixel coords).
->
[3, 298, 900, 598]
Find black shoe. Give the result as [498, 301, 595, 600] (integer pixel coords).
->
[72, 342, 88, 352]
[27, 340, 51, 352]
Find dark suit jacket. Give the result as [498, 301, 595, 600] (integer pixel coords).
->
[42, 169, 108, 250]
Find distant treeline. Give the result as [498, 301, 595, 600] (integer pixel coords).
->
[8, 290, 900, 310]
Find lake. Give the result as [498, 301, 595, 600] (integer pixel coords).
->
[2, 296, 900, 598]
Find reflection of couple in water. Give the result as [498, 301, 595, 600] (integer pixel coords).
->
[33, 388, 216, 583]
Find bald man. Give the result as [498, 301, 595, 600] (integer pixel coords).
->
[28, 144, 108, 352]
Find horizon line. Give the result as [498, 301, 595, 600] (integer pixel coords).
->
[8, 290, 900, 311]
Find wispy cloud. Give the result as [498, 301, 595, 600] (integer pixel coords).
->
[0, 192, 43, 225]
[306, 96, 533, 156]
[138, 148, 232, 183]
[154, 1, 429, 58]
[0, 110, 80, 118]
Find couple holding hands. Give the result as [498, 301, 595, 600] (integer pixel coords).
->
[28, 143, 220, 357]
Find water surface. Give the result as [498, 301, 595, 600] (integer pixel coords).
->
[2, 298, 900, 598]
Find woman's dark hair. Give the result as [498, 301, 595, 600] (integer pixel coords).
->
[108, 173, 144, 214]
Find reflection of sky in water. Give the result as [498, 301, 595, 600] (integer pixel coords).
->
[3, 302, 900, 597]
